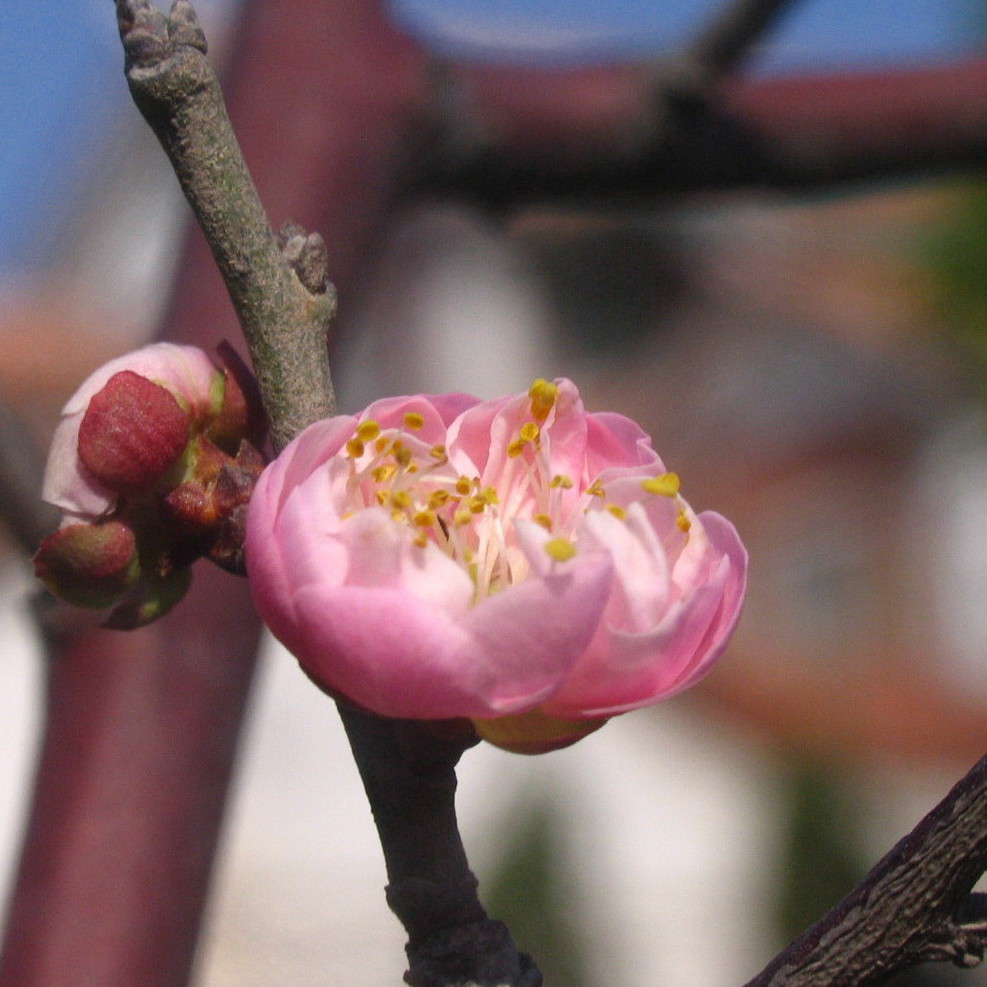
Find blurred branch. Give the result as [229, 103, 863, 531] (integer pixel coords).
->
[0, 562, 261, 987]
[0, 398, 56, 556]
[413, 57, 987, 206]
[685, 0, 798, 79]
[747, 753, 987, 985]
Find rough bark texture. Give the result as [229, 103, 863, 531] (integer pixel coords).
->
[747, 754, 987, 985]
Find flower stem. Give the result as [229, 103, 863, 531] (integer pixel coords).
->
[115, 0, 335, 452]
[338, 708, 542, 986]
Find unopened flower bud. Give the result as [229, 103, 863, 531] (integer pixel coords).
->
[78, 370, 191, 491]
[101, 564, 193, 630]
[38, 342, 269, 623]
[204, 342, 267, 455]
[34, 520, 138, 610]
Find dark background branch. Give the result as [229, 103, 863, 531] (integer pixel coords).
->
[685, 0, 800, 79]
[411, 57, 987, 207]
[0, 399, 57, 557]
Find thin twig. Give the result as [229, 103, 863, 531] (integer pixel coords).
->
[113, 4, 541, 983]
[115, 0, 336, 451]
[338, 708, 542, 987]
[685, 0, 800, 78]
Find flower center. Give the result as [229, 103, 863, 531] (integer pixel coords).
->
[337, 380, 687, 603]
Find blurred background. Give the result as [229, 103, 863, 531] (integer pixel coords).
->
[4, 1, 987, 984]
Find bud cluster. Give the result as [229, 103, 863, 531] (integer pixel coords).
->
[35, 343, 266, 627]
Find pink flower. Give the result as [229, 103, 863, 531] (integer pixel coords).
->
[246, 379, 747, 751]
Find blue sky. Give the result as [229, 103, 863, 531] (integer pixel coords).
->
[0, 0, 981, 276]
[392, 0, 979, 67]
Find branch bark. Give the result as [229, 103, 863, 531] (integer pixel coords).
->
[747, 753, 987, 985]
[116, 0, 336, 451]
[685, 0, 799, 79]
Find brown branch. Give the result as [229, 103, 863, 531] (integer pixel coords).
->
[747, 753, 987, 985]
[411, 56, 987, 207]
[115, 0, 336, 452]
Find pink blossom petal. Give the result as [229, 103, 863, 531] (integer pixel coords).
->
[288, 541, 612, 719]
[544, 511, 747, 717]
[585, 412, 663, 476]
[244, 378, 747, 740]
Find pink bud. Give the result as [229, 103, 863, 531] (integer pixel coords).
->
[206, 342, 267, 454]
[37, 342, 268, 626]
[79, 370, 191, 491]
[43, 342, 224, 518]
[246, 378, 748, 752]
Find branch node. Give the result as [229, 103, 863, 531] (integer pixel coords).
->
[167, 0, 208, 54]
[403, 918, 542, 987]
[116, 0, 168, 66]
[278, 223, 333, 297]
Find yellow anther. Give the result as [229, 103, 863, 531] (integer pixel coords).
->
[403, 411, 425, 431]
[455, 476, 474, 496]
[468, 497, 487, 515]
[406, 463, 419, 474]
[586, 480, 606, 497]
[480, 486, 499, 505]
[391, 509, 407, 522]
[642, 473, 680, 497]
[533, 513, 553, 530]
[507, 439, 526, 458]
[519, 422, 540, 443]
[374, 436, 391, 454]
[529, 378, 559, 422]
[372, 464, 396, 483]
[607, 505, 627, 520]
[356, 420, 381, 442]
[454, 508, 473, 527]
[413, 509, 436, 528]
[428, 490, 451, 509]
[394, 446, 413, 468]
[430, 444, 447, 460]
[550, 474, 574, 490]
[676, 509, 692, 533]
[345, 438, 365, 458]
[544, 537, 577, 562]
[375, 490, 388, 505]
[413, 531, 428, 548]
[390, 490, 412, 510]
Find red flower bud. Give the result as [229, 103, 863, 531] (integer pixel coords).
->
[78, 370, 191, 491]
